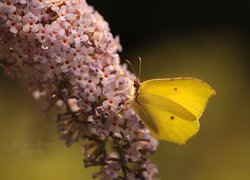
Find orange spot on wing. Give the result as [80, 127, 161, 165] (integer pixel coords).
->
[170, 116, 175, 120]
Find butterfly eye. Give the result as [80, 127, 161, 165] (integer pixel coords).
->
[133, 79, 140, 90]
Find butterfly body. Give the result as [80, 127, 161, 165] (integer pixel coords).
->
[132, 77, 216, 145]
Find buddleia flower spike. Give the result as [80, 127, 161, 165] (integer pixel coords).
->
[0, 0, 159, 179]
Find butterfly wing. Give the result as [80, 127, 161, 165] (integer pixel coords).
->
[133, 78, 215, 144]
[135, 93, 196, 121]
[138, 78, 216, 119]
[133, 93, 200, 144]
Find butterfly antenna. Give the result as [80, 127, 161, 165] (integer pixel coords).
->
[138, 57, 142, 81]
[125, 59, 138, 79]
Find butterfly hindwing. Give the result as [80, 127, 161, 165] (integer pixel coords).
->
[133, 94, 200, 144]
[135, 93, 196, 121]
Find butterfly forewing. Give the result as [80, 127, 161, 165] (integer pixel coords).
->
[138, 78, 216, 119]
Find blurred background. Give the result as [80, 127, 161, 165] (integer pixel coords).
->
[1, 0, 250, 179]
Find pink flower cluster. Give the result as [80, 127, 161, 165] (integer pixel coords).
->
[0, 0, 158, 179]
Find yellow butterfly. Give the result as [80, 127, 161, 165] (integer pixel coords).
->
[132, 77, 216, 145]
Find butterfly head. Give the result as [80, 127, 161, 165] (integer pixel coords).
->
[125, 58, 142, 92]
[133, 78, 140, 91]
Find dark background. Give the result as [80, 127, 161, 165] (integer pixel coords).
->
[87, 1, 250, 49]
[88, 0, 250, 73]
